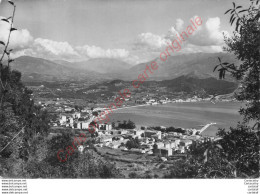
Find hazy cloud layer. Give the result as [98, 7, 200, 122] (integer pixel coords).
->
[0, 15, 130, 61]
[1, 15, 227, 64]
[75, 45, 129, 59]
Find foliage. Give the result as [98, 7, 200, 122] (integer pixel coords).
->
[92, 111, 98, 116]
[0, 1, 50, 176]
[201, 0, 260, 178]
[151, 126, 185, 134]
[167, 0, 260, 178]
[128, 172, 138, 178]
[214, 0, 260, 123]
[118, 120, 136, 129]
[167, 125, 259, 178]
[0, 2, 121, 179]
[125, 137, 140, 149]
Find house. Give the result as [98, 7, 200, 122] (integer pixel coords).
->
[109, 142, 121, 149]
[101, 137, 113, 143]
[99, 124, 112, 130]
[164, 142, 171, 149]
[72, 112, 81, 119]
[151, 133, 161, 140]
[78, 145, 84, 153]
[120, 130, 128, 135]
[134, 130, 144, 137]
[160, 126, 167, 131]
[141, 149, 146, 154]
[135, 100, 145, 104]
[144, 130, 161, 139]
[65, 108, 74, 112]
[174, 139, 180, 146]
[161, 157, 167, 162]
[60, 115, 67, 124]
[170, 141, 176, 148]
[82, 122, 89, 129]
[120, 146, 128, 151]
[155, 142, 164, 149]
[147, 150, 153, 155]
[76, 122, 82, 129]
[180, 139, 193, 147]
[161, 148, 172, 157]
[178, 146, 185, 153]
[69, 118, 74, 124]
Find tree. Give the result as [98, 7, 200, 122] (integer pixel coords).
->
[166, 0, 260, 178]
[118, 120, 136, 129]
[214, 0, 260, 124]
[0, 2, 121, 179]
[111, 122, 115, 129]
[210, 0, 260, 177]
[126, 120, 136, 129]
[92, 111, 98, 116]
[128, 172, 138, 178]
[0, 1, 52, 178]
[125, 137, 140, 149]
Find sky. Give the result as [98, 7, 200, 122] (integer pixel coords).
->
[0, 0, 249, 65]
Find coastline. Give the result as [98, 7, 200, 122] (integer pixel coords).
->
[107, 101, 242, 136]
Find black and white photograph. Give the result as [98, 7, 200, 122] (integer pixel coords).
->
[0, 0, 259, 193]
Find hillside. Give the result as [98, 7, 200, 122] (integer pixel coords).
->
[10, 56, 104, 82]
[157, 75, 237, 95]
[55, 58, 131, 74]
[75, 75, 238, 101]
[11, 53, 239, 83]
[117, 52, 240, 81]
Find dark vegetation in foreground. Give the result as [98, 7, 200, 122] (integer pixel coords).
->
[0, 1, 120, 178]
[0, 0, 259, 178]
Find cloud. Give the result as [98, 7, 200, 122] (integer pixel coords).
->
[134, 16, 228, 53]
[76, 45, 129, 59]
[0, 16, 131, 62]
[32, 38, 79, 59]
[12, 40, 130, 61]
[175, 19, 184, 31]
[11, 38, 80, 61]
[134, 32, 169, 51]
[10, 36, 130, 62]
[187, 17, 226, 46]
[4, 15, 228, 64]
[0, 17, 33, 49]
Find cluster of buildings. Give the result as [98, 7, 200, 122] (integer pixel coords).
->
[56, 110, 114, 131]
[135, 98, 170, 105]
[135, 95, 236, 105]
[94, 125, 213, 159]
[46, 98, 216, 160]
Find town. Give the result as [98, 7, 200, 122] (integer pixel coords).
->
[46, 97, 218, 165]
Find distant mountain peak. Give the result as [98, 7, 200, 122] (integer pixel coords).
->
[10, 55, 104, 82]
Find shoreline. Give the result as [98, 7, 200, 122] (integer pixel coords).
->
[105, 101, 242, 136]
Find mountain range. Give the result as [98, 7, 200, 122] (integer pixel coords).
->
[10, 52, 239, 83]
[75, 76, 238, 100]
[9, 56, 103, 82]
[55, 58, 130, 74]
[123, 52, 239, 81]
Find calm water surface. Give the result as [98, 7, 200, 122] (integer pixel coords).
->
[109, 102, 244, 136]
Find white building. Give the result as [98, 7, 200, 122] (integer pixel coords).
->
[72, 112, 81, 119]
[59, 115, 67, 125]
[78, 145, 84, 153]
[82, 122, 89, 129]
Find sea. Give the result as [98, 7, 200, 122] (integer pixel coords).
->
[108, 102, 244, 137]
